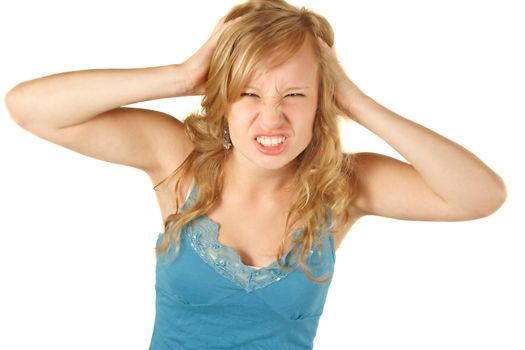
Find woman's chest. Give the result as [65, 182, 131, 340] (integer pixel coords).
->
[155, 228, 335, 320]
[205, 198, 303, 268]
[155, 192, 295, 268]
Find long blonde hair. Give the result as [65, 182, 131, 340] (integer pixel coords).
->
[154, 0, 358, 284]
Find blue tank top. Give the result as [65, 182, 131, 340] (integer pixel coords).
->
[149, 183, 336, 349]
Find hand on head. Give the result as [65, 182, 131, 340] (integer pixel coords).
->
[180, 16, 243, 96]
[316, 36, 364, 116]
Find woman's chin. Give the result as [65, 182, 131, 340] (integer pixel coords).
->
[230, 143, 302, 172]
[251, 153, 299, 172]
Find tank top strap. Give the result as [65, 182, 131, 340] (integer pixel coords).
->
[178, 178, 197, 214]
[184, 177, 194, 201]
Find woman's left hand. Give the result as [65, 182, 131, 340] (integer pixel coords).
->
[316, 37, 365, 117]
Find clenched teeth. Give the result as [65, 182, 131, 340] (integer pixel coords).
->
[256, 136, 286, 147]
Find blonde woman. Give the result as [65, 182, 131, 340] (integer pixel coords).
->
[5, 0, 506, 349]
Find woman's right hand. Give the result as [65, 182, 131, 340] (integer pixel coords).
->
[179, 16, 240, 96]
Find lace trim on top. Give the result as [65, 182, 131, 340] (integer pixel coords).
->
[176, 183, 329, 293]
[186, 216, 306, 292]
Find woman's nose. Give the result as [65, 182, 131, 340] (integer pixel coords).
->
[259, 99, 285, 129]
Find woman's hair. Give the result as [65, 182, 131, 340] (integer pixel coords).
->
[154, 0, 358, 284]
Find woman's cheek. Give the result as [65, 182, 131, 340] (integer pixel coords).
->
[233, 101, 259, 117]
[245, 104, 260, 115]
[283, 104, 313, 120]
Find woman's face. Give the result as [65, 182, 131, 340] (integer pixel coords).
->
[226, 39, 319, 171]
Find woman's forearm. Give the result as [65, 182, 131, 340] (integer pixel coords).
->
[344, 91, 506, 214]
[5, 64, 188, 129]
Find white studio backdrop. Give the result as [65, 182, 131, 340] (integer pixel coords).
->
[1, 1, 523, 349]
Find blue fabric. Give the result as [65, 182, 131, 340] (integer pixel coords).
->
[149, 184, 336, 349]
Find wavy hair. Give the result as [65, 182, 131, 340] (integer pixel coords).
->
[154, 0, 358, 284]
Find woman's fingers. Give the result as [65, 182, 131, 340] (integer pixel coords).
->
[316, 36, 364, 113]
[316, 36, 330, 48]
[316, 36, 338, 60]
[210, 16, 228, 37]
[179, 16, 244, 95]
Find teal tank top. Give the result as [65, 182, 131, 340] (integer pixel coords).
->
[149, 183, 336, 349]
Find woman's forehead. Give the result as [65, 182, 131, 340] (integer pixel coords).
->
[245, 42, 319, 89]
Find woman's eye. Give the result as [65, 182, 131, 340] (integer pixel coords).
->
[240, 92, 259, 97]
[285, 93, 305, 97]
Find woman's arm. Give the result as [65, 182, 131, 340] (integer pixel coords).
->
[4, 63, 198, 178]
[319, 39, 507, 221]
[4, 16, 239, 129]
[4, 17, 237, 178]
[5, 64, 189, 129]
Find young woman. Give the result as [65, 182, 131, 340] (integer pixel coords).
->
[5, 0, 506, 348]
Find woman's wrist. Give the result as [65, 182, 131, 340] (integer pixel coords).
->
[336, 81, 367, 119]
[166, 63, 198, 97]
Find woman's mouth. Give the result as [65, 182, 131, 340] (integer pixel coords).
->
[255, 136, 286, 146]
[254, 136, 288, 155]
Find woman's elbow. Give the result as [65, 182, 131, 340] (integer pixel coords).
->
[475, 177, 507, 218]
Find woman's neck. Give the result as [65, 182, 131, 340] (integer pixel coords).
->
[222, 152, 298, 200]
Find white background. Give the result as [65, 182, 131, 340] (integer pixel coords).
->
[1, 1, 523, 349]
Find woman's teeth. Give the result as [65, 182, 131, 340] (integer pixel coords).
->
[256, 136, 286, 147]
